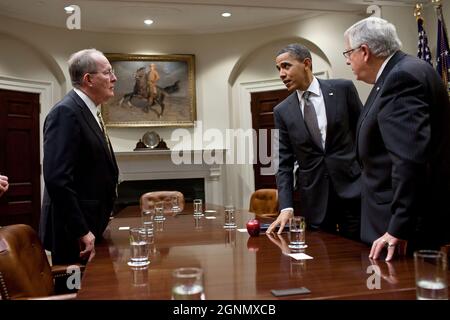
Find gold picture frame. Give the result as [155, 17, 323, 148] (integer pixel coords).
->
[102, 53, 196, 127]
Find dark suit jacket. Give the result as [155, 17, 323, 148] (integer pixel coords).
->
[39, 90, 119, 264]
[274, 79, 362, 225]
[357, 51, 450, 248]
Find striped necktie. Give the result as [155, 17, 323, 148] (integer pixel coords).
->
[96, 109, 112, 157]
[96, 110, 118, 198]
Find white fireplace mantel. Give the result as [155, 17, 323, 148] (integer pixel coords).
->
[115, 150, 224, 204]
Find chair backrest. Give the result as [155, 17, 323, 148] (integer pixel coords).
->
[249, 189, 279, 218]
[0, 224, 54, 299]
[140, 191, 185, 214]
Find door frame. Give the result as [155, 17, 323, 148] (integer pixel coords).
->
[0, 75, 53, 202]
[234, 78, 284, 208]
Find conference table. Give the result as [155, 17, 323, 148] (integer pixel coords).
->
[76, 204, 424, 300]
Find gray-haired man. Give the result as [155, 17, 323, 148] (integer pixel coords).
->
[344, 17, 450, 261]
[40, 49, 119, 264]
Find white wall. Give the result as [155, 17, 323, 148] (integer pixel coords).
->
[0, 1, 449, 206]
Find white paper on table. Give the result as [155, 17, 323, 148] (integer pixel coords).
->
[237, 228, 248, 233]
[287, 253, 313, 260]
[205, 216, 217, 220]
[118, 226, 130, 231]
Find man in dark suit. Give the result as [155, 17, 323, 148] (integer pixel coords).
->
[266, 44, 362, 239]
[344, 17, 450, 261]
[40, 49, 119, 264]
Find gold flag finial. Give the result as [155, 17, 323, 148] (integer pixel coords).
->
[414, 3, 423, 19]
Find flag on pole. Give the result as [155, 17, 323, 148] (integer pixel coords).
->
[417, 17, 432, 65]
[435, 4, 450, 95]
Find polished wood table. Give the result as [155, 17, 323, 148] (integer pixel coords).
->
[76, 204, 428, 300]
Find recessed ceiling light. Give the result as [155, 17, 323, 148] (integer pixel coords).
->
[221, 12, 231, 18]
[144, 19, 154, 25]
[64, 5, 75, 13]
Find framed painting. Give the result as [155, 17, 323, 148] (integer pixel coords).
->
[102, 53, 196, 127]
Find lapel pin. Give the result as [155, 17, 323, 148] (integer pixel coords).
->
[329, 92, 333, 96]
[376, 86, 380, 91]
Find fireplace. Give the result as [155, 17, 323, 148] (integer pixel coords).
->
[116, 178, 205, 208]
[114, 150, 224, 210]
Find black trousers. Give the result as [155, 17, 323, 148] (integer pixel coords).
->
[310, 181, 361, 241]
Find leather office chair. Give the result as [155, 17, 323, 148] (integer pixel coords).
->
[140, 191, 185, 214]
[0, 224, 83, 300]
[249, 189, 279, 218]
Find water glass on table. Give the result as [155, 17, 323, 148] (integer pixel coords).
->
[128, 227, 151, 267]
[223, 205, 236, 229]
[193, 199, 203, 217]
[171, 196, 181, 214]
[142, 209, 154, 228]
[172, 267, 205, 300]
[154, 201, 165, 221]
[288, 216, 307, 249]
[414, 250, 448, 300]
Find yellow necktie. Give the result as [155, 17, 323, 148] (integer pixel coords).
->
[97, 110, 118, 198]
[96, 110, 112, 157]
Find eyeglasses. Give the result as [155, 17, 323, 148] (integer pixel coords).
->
[89, 68, 115, 76]
[342, 46, 362, 59]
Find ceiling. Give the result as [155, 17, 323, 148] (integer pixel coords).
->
[0, 0, 421, 35]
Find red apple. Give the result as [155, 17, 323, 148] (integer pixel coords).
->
[246, 219, 260, 237]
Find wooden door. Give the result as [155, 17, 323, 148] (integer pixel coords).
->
[251, 89, 289, 189]
[251, 89, 301, 213]
[0, 89, 41, 231]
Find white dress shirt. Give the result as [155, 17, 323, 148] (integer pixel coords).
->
[376, 52, 395, 82]
[73, 88, 102, 129]
[295, 76, 327, 149]
[281, 77, 327, 214]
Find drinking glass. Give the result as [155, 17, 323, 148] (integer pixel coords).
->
[142, 210, 154, 228]
[154, 201, 165, 221]
[288, 216, 307, 249]
[128, 227, 151, 267]
[223, 205, 236, 229]
[193, 199, 203, 217]
[414, 250, 448, 300]
[171, 196, 181, 214]
[172, 267, 205, 300]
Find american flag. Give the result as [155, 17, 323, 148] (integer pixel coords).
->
[417, 17, 432, 65]
[435, 4, 450, 96]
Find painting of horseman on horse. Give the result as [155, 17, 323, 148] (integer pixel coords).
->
[101, 54, 195, 127]
[119, 65, 180, 118]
